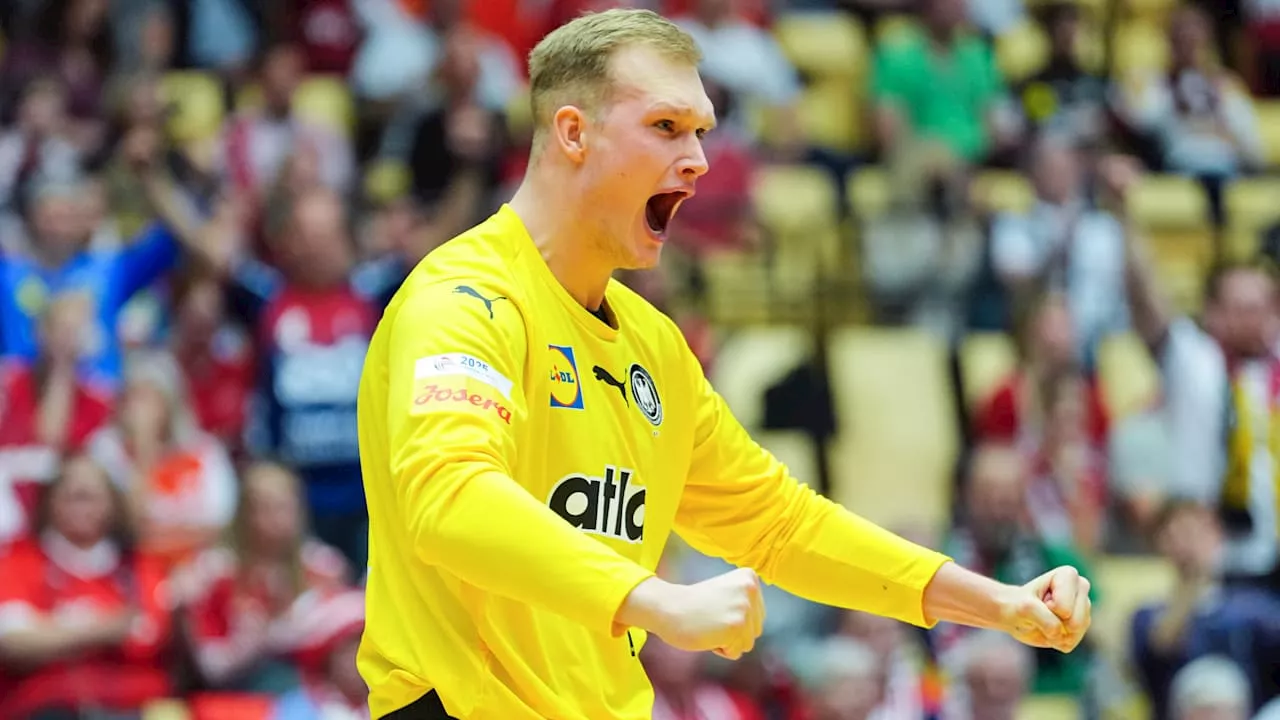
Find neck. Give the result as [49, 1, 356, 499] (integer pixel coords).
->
[508, 174, 613, 311]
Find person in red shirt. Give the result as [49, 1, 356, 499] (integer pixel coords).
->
[0, 292, 113, 546]
[0, 454, 173, 719]
[644, 635, 766, 720]
[177, 461, 352, 694]
[170, 269, 255, 456]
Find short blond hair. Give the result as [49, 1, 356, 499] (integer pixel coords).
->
[528, 9, 700, 141]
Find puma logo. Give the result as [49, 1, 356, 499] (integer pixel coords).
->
[592, 365, 628, 405]
[453, 285, 508, 319]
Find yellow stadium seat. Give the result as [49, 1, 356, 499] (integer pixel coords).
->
[1254, 101, 1280, 168]
[1123, 0, 1177, 21]
[505, 85, 533, 140]
[996, 21, 1050, 83]
[753, 165, 842, 282]
[1092, 555, 1176, 660]
[756, 430, 821, 487]
[959, 332, 1018, 412]
[874, 14, 920, 43]
[1112, 21, 1170, 77]
[710, 326, 815, 429]
[1017, 695, 1081, 720]
[292, 75, 355, 137]
[972, 171, 1036, 215]
[826, 327, 958, 528]
[1026, 0, 1111, 19]
[1224, 178, 1280, 260]
[847, 167, 890, 220]
[774, 12, 868, 79]
[142, 699, 192, 720]
[160, 71, 225, 143]
[1128, 175, 1210, 230]
[796, 80, 864, 153]
[1096, 333, 1160, 420]
[364, 160, 411, 204]
[700, 250, 774, 324]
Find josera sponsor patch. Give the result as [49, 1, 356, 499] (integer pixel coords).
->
[410, 380, 514, 424]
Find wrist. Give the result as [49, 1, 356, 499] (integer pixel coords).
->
[922, 561, 1017, 630]
[615, 576, 675, 634]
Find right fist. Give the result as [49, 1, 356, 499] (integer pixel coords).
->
[622, 568, 766, 660]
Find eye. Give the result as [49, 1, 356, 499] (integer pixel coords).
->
[695, 128, 708, 140]
[654, 119, 676, 133]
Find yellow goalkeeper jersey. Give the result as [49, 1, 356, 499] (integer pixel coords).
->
[356, 205, 950, 720]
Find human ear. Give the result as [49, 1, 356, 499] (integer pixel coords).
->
[552, 105, 588, 163]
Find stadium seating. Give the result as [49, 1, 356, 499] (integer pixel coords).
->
[1127, 175, 1212, 313]
[1091, 555, 1175, 659]
[996, 20, 1051, 83]
[1224, 177, 1280, 260]
[1016, 694, 1082, 720]
[1253, 100, 1280, 167]
[774, 12, 868, 81]
[710, 325, 815, 430]
[826, 327, 957, 529]
[796, 79, 865, 153]
[142, 699, 192, 720]
[364, 160, 412, 205]
[160, 71, 226, 143]
[756, 430, 821, 488]
[1095, 332, 1160, 420]
[1110, 21, 1170, 77]
[970, 171, 1036, 215]
[292, 75, 357, 138]
[751, 164, 843, 310]
[958, 332, 1018, 412]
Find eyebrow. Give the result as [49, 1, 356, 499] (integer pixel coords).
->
[650, 102, 717, 131]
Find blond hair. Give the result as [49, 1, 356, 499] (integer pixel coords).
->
[527, 9, 700, 144]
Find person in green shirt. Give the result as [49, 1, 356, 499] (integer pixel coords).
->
[871, 0, 1020, 165]
[941, 443, 1099, 695]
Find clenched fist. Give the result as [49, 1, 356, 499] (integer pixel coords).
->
[617, 568, 766, 660]
[1000, 566, 1092, 653]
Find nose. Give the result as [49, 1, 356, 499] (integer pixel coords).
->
[679, 135, 709, 180]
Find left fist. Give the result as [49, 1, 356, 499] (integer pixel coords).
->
[1000, 566, 1092, 654]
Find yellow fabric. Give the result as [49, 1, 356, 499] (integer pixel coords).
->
[1219, 375, 1280, 526]
[356, 206, 950, 719]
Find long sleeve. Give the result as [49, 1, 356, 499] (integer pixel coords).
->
[382, 281, 653, 636]
[676, 357, 950, 628]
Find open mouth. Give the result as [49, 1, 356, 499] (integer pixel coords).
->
[645, 191, 688, 237]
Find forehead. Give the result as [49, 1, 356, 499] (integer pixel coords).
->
[605, 44, 715, 122]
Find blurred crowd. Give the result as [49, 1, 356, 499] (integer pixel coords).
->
[0, 0, 1279, 719]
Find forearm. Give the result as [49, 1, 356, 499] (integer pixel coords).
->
[920, 561, 1017, 629]
[763, 496, 951, 628]
[399, 459, 654, 636]
[0, 624, 118, 668]
[1122, 225, 1171, 352]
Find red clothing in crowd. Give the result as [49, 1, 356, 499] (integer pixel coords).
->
[972, 373, 1110, 447]
[179, 325, 256, 453]
[0, 361, 114, 545]
[285, 0, 363, 74]
[0, 535, 173, 717]
[653, 686, 766, 720]
[180, 540, 352, 681]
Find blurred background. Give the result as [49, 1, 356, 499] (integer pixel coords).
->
[1, 0, 1279, 718]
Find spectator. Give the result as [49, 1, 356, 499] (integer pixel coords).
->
[871, 0, 1019, 166]
[109, 1, 176, 77]
[644, 635, 766, 720]
[230, 187, 406, 568]
[87, 350, 238, 570]
[1016, 3, 1110, 150]
[940, 442, 1095, 694]
[184, 0, 263, 80]
[0, 77, 81, 213]
[0, 0, 114, 153]
[0, 292, 114, 547]
[673, 0, 804, 152]
[990, 136, 1129, 361]
[1245, 0, 1280, 96]
[270, 590, 369, 719]
[1130, 500, 1280, 719]
[220, 40, 356, 205]
[0, 454, 173, 719]
[944, 631, 1035, 720]
[179, 461, 351, 694]
[799, 638, 883, 720]
[1169, 656, 1253, 720]
[836, 611, 946, 719]
[274, 0, 364, 76]
[170, 268, 256, 456]
[1122, 161, 1280, 587]
[0, 169, 232, 389]
[1113, 6, 1263, 224]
